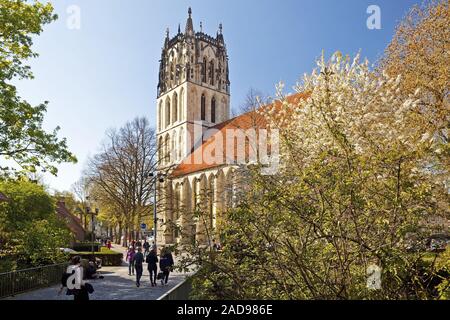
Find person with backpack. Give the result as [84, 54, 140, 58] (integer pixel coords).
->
[126, 246, 136, 276]
[145, 248, 158, 286]
[134, 247, 144, 287]
[159, 247, 174, 286]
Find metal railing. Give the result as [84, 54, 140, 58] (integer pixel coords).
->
[158, 276, 193, 300]
[0, 263, 69, 299]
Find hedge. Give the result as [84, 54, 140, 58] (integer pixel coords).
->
[72, 242, 101, 252]
[69, 249, 123, 266]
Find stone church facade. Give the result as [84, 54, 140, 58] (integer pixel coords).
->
[154, 8, 292, 247]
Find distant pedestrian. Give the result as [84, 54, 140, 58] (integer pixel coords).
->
[126, 246, 136, 276]
[146, 249, 158, 286]
[134, 247, 144, 287]
[136, 240, 142, 250]
[150, 241, 156, 251]
[159, 248, 174, 286]
[143, 240, 150, 258]
[107, 240, 112, 250]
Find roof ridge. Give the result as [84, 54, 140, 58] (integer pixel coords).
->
[170, 92, 308, 178]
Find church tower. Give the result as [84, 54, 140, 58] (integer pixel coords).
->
[156, 7, 230, 169]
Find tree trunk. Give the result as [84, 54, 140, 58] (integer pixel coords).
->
[117, 222, 122, 245]
[124, 225, 129, 247]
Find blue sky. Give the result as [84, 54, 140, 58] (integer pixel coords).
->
[14, 0, 420, 192]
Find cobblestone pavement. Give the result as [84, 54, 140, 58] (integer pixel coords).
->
[6, 245, 190, 300]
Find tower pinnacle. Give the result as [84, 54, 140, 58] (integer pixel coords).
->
[185, 7, 194, 34]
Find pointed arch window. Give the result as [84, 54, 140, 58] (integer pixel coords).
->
[178, 128, 184, 160]
[158, 101, 163, 130]
[165, 134, 171, 164]
[202, 57, 207, 83]
[158, 136, 163, 163]
[209, 60, 215, 86]
[218, 62, 222, 89]
[172, 92, 178, 123]
[165, 98, 171, 127]
[201, 94, 206, 121]
[211, 97, 216, 123]
[179, 88, 184, 121]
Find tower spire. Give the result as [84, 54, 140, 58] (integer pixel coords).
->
[164, 27, 170, 47]
[185, 7, 194, 35]
[217, 23, 224, 43]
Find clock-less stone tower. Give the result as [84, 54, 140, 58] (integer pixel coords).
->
[155, 8, 231, 245]
[156, 7, 230, 169]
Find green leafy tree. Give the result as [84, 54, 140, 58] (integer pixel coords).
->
[0, 179, 72, 271]
[0, 0, 76, 176]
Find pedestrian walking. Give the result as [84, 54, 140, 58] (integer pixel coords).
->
[59, 256, 93, 301]
[136, 240, 142, 250]
[146, 249, 158, 286]
[107, 240, 112, 250]
[134, 247, 144, 287]
[143, 240, 150, 258]
[126, 246, 136, 276]
[159, 247, 174, 286]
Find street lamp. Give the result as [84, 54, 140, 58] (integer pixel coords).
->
[85, 198, 99, 261]
[148, 171, 166, 250]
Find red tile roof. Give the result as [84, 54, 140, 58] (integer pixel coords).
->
[171, 92, 308, 178]
[56, 201, 86, 241]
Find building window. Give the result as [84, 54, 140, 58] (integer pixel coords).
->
[158, 136, 163, 163]
[165, 134, 171, 164]
[172, 92, 178, 123]
[201, 94, 206, 121]
[202, 57, 207, 83]
[211, 97, 216, 123]
[165, 98, 171, 127]
[209, 60, 214, 86]
[158, 101, 163, 130]
[179, 88, 184, 121]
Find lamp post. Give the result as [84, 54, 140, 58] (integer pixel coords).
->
[148, 171, 166, 250]
[86, 196, 99, 261]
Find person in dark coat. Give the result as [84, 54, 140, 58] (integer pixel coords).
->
[59, 256, 91, 301]
[134, 247, 144, 287]
[159, 248, 174, 286]
[143, 240, 150, 258]
[145, 249, 158, 286]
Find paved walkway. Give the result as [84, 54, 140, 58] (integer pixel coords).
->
[6, 245, 191, 300]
